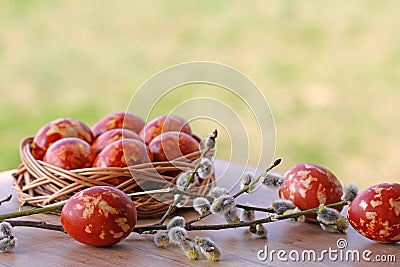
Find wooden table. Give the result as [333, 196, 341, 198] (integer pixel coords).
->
[0, 161, 398, 266]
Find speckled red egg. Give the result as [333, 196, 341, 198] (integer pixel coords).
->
[92, 139, 153, 185]
[347, 183, 400, 243]
[92, 129, 142, 154]
[278, 163, 343, 218]
[148, 131, 199, 162]
[140, 114, 192, 145]
[61, 186, 137, 247]
[32, 118, 94, 160]
[93, 139, 153, 168]
[91, 112, 145, 137]
[43, 138, 95, 170]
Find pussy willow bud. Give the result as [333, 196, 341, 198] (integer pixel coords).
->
[168, 226, 187, 245]
[0, 222, 12, 239]
[154, 231, 169, 248]
[317, 205, 341, 225]
[243, 209, 255, 222]
[255, 224, 268, 238]
[223, 208, 240, 224]
[181, 239, 200, 260]
[167, 216, 185, 231]
[240, 172, 259, 193]
[195, 237, 221, 262]
[209, 187, 227, 199]
[197, 158, 214, 179]
[342, 183, 359, 203]
[336, 216, 349, 233]
[261, 172, 284, 190]
[193, 197, 211, 215]
[176, 171, 193, 190]
[272, 199, 296, 215]
[174, 194, 189, 208]
[0, 236, 16, 252]
[210, 195, 235, 215]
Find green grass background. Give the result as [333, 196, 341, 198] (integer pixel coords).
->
[1, 1, 399, 189]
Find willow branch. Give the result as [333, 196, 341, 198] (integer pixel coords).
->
[0, 194, 12, 206]
[235, 204, 275, 213]
[7, 220, 66, 233]
[4, 201, 348, 235]
[158, 146, 212, 225]
[186, 159, 281, 226]
[232, 158, 281, 198]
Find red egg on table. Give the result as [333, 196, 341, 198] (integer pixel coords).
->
[43, 137, 95, 170]
[278, 163, 343, 219]
[61, 186, 137, 247]
[32, 118, 94, 160]
[91, 112, 145, 137]
[347, 183, 400, 243]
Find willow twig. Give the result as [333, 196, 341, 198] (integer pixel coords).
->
[7, 220, 65, 233]
[4, 201, 348, 236]
[158, 145, 213, 225]
[186, 159, 281, 226]
[235, 204, 275, 213]
[0, 194, 12, 206]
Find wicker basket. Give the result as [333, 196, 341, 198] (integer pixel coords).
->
[12, 137, 216, 218]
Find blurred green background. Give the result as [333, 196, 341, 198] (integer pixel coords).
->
[1, 1, 399, 189]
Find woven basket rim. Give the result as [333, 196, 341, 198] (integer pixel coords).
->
[12, 136, 216, 218]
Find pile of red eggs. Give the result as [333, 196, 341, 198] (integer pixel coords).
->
[31, 112, 200, 175]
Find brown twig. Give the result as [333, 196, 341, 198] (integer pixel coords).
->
[158, 144, 213, 225]
[0, 194, 12, 206]
[7, 220, 66, 233]
[235, 203, 275, 213]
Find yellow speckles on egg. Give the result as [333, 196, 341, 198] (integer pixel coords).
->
[365, 211, 377, 221]
[359, 218, 365, 226]
[297, 170, 311, 180]
[110, 230, 123, 239]
[298, 188, 307, 198]
[126, 203, 132, 209]
[99, 230, 106, 240]
[110, 192, 121, 199]
[314, 166, 327, 175]
[359, 200, 368, 210]
[379, 229, 391, 237]
[98, 200, 118, 218]
[370, 200, 382, 208]
[317, 184, 327, 204]
[373, 187, 384, 199]
[289, 183, 296, 194]
[389, 198, 400, 216]
[74, 204, 83, 210]
[85, 224, 93, 234]
[115, 217, 131, 232]
[82, 203, 95, 219]
[299, 175, 317, 189]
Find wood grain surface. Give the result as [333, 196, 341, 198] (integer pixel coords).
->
[0, 161, 398, 266]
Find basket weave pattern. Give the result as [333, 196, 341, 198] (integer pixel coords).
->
[12, 137, 215, 218]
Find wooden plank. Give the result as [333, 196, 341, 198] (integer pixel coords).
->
[0, 162, 398, 266]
